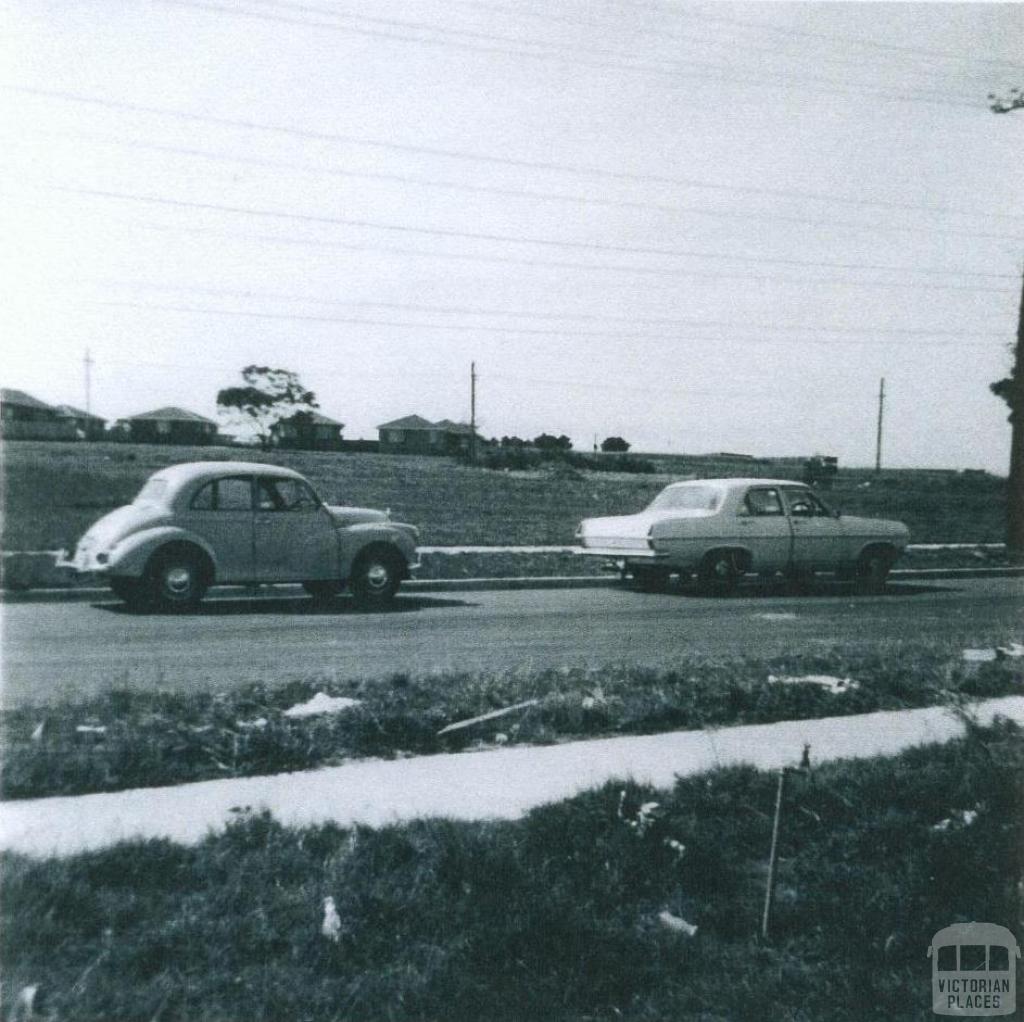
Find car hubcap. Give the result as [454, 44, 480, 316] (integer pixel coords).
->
[164, 566, 192, 595]
[365, 563, 390, 591]
[714, 558, 732, 578]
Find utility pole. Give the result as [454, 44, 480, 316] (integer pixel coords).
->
[874, 377, 885, 474]
[84, 348, 94, 415]
[1006, 266, 1024, 555]
[470, 361, 477, 462]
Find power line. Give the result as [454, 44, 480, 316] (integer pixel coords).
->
[161, 0, 984, 108]
[42, 182, 1018, 280]
[24, 126, 1024, 232]
[85, 299, 1002, 346]
[250, 0, 996, 93]
[450, 0, 1013, 84]
[130, 220, 1017, 295]
[9, 85, 1021, 225]
[76, 278, 1014, 338]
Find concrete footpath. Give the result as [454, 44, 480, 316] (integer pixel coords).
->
[3, 696, 1022, 859]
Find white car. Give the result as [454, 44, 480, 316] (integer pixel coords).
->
[59, 462, 419, 610]
[575, 478, 909, 592]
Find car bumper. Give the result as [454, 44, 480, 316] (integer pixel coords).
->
[573, 545, 663, 560]
[54, 549, 111, 575]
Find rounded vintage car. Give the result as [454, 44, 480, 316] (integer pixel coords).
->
[575, 478, 909, 593]
[59, 462, 419, 610]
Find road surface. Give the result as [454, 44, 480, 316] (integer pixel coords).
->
[2, 578, 1021, 707]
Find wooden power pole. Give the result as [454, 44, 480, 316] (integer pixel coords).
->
[874, 377, 885, 474]
[470, 361, 477, 462]
[1007, 267, 1024, 556]
[84, 348, 94, 415]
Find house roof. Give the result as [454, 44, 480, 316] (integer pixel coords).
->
[125, 406, 217, 424]
[56, 404, 105, 422]
[377, 414, 477, 433]
[275, 410, 345, 428]
[1, 388, 56, 412]
[377, 414, 437, 430]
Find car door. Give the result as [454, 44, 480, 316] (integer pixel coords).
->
[735, 487, 793, 572]
[782, 486, 843, 570]
[179, 475, 255, 582]
[253, 475, 339, 582]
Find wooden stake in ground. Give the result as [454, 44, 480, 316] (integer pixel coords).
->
[761, 769, 786, 940]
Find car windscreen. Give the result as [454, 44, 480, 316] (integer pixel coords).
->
[133, 478, 169, 505]
[647, 485, 721, 511]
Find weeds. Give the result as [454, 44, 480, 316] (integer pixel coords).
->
[3, 723, 1020, 1020]
[3, 640, 1021, 799]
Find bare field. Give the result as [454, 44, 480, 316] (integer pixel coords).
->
[0, 440, 1006, 551]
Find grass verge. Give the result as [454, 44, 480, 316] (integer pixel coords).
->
[3, 639, 1022, 800]
[3, 722, 1021, 1021]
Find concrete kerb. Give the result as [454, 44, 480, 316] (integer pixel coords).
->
[4, 696, 1023, 859]
[2, 567, 1023, 603]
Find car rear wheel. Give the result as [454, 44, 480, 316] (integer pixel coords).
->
[699, 551, 741, 595]
[349, 548, 403, 608]
[854, 548, 894, 594]
[145, 548, 210, 611]
[303, 580, 343, 602]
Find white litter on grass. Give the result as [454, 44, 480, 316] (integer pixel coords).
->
[658, 911, 698, 937]
[437, 699, 539, 736]
[321, 896, 342, 943]
[283, 693, 363, 718]
[767, 675, 859, 695]
[30, 721, 45, 742]
[962, 643, 1024, 663]
[663, 838, 687, 860]
[75, 725, 107, 735]
[237, 718, 268, 730]
[932, 809, 979, 832]
[754, 612, 798, 621]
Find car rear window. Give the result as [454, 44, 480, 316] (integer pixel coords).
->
[133, 478, 168, 505]
[648, 485, 721, 511]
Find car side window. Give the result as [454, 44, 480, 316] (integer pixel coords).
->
[257, 478, 319, 511]
[783, 487, 829, 517]
[190, 481, 215, 510]
[742, 488, 784, 516]
[217, 477, 254, 511]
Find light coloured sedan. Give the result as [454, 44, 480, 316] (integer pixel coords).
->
[59, 462, 419, 610]
[575, 478, 909, 593]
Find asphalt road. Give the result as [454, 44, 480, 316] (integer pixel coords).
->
[2, 578, 1021, 707]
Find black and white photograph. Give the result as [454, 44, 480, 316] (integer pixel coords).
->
[2, 1, 1023, 1018]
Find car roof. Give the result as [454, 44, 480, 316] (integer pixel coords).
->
[664, 477, 807, 490]
[149, 461, 307, 490]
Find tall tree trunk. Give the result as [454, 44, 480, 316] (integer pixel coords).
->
[1008, 268, 1024, 558]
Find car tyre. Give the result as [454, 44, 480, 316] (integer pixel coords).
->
[854, 548, 894, 595]
[303, 580, 343, 602]
[349, 548, 403, 608]
[146, 547, 209, 611]
[699, 551, 741, 595]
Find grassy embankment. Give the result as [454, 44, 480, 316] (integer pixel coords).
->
[3, 722, 1020, 1021]
[4, 639, 1021, 800]
[0, 440, 1008, 552]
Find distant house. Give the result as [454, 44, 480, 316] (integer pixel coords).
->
[377, 414, 478, 455]
[56, 404, 106, 441]
[271, 411, 345, 451]
[0, 389, 77, 440]
[116, 407, 218, 445]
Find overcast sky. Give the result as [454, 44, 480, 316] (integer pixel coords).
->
[3, 1, 1023, 470]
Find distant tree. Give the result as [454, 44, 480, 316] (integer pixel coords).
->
[601, 436, 630, 453]
[988, 87, 1024, 114]
[533, 433, 573, 452]
[500, 435, 528, 448]
[217, 366, 318, 448]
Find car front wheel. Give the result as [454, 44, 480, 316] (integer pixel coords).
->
[145, 548, 209, 611]
[854, 548, 894, 594]
[349, 548, 403, 608]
